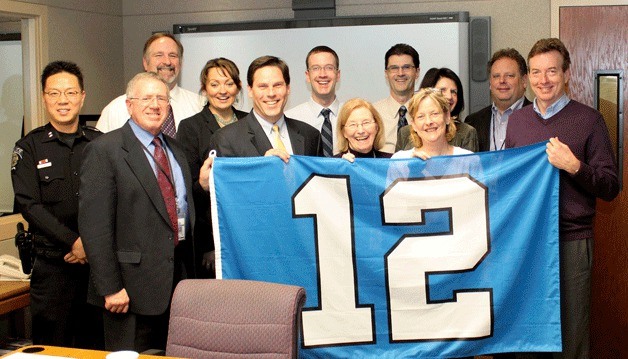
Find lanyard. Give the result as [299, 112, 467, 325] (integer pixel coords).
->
[491, 112, 506, 151]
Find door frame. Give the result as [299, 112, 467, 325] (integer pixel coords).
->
[0, 0, 48, 132]
[0, 1, 48, 241]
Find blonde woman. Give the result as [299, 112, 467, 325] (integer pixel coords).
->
[392, 88, 473, 159]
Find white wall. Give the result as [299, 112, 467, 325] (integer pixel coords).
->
[121, 0, 550, 98]
[5, 0, 552, 114]
[10, 0, 124, 114]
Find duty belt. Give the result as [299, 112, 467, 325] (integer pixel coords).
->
[33, 234, 66, 260]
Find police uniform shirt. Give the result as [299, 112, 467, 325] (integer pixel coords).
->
[11, 123, 102, 250]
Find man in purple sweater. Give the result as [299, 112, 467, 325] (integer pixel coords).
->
[505, 38, 619, 359]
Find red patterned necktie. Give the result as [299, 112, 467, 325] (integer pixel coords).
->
[162, 105, 176, 138]
[152, 137, 178, 245]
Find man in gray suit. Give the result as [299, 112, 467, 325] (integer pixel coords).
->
[79, 72, 195, 352]
[209, 55, 321, 161]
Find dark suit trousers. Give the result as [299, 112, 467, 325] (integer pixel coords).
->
[102, 243, 189, 351]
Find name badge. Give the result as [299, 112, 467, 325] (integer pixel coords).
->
[37, 159, 52, 169]
[178, 217, 186, 242]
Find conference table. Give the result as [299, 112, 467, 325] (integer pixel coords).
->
[0, 346, 186, 358]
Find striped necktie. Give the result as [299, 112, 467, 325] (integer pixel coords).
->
[320, 108, 333, 157]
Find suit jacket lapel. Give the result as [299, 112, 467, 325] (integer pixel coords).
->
[286, 119, 305, 155]
[120, 123, 171, 227]
[203, 105, 221, 133]
[245, 113, 273, 156]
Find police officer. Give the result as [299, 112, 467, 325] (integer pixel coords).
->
[11, 61, 103, 348]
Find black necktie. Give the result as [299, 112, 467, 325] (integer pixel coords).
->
[320, 108, 333, 157]
[397, 105, 408, 132]
[152, 137, 178, 245]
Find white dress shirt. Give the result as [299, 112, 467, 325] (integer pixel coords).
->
[285, 97, 341, 155]
[490, 96, 526, 151]
[373, 95, 411, 153]
[253, 110, 294, 155]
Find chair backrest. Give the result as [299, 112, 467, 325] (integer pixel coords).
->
[166, 279, 306, 359]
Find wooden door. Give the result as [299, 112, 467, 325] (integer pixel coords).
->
[559, 4, 628, 358]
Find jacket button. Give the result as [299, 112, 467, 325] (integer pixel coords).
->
[168, 257, 174, 263]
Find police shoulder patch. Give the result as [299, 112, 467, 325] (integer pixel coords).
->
[11, 146, 24, 170]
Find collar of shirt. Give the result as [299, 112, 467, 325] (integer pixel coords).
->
[533, 94, 570, 120]
[308, 96, 340, 118]
[41, 123, 83, 143]
[491, 96, 526, 124]
[254, 110, 293, 154]
[253, 110, 288, 138]
[168, 85, 181, 103]
[384, 95, 411, 119]
[128, 119, 162, 150]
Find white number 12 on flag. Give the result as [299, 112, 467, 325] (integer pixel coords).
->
[293, 174, 492, 348]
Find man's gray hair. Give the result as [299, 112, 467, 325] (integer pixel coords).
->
[125, 72, 169, 98]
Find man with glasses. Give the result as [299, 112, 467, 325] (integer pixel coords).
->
[11, 61, 103, 348]
[374, 43, 421, 153]
[285, 46, 341, 157]
[96, 33, 204, 137]
[80, 72, 196, 351]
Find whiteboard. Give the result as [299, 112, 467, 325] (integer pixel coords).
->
[175, 13, 469, 115]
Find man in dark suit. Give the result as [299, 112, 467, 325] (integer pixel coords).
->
[466, 48, 531, 152]
[79, 72, 195, 352]
[210, 55, 321, 161]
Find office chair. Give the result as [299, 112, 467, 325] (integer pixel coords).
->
[166, 279, 306, 358]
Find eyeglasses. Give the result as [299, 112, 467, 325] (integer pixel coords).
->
[128, 96, 170, 106]
[344, 120, 376, 130]
[43, 89, 82, 101]
[308, 65, 337, 73]
[386, 64, 416, 73]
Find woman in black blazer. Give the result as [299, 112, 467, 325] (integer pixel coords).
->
[177, 58, 247, 278]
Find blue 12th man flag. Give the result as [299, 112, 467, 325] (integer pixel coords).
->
[209, 142, 561, 358]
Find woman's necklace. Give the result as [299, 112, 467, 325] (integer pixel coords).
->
[214, 111, 238, 127]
